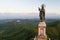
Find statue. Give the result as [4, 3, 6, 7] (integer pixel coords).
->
[39, 4, 45, 22]
[37, 4, 47, 40]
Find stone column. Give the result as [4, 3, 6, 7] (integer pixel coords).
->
[38, 21, 47, 40]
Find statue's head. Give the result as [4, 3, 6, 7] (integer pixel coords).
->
[41, 4, 44, 9]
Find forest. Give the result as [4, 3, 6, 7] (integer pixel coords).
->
[0, 19, 60, 40]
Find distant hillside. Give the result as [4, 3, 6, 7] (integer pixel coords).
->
[0, 19, 60, 40]
[47, 21, 60, 40]
[0, 19, 38, 40]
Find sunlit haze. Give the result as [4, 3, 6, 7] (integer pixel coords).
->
[0, 0, 60, 19]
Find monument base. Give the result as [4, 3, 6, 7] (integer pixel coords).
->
[38, 35, 47, 40]
[38, 21, 47, 40]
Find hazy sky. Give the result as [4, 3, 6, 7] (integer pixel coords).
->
[0, 0, 60, 13]
[0, 0, 60, 19]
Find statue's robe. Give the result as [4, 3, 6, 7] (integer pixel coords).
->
[40, 9, 45, 22]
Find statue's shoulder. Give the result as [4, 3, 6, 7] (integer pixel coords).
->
[41, 9, 45, 12]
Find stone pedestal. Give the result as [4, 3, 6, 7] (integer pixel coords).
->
[38, 21, 47, 40]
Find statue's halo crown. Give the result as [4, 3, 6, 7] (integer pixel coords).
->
[41, 4, 45, 7]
